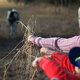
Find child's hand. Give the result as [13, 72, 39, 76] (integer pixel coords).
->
[28, 35, 35, 44]
[40, 47, 55, 55]
[32, 57, 42, 68]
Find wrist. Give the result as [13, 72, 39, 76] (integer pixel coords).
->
[49, 50, 55, 55]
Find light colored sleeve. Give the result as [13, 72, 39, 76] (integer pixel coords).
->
[34, 37, 60, 50]
[34, 35, 80, 53]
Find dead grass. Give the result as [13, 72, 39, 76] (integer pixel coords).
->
[0, 0, 16, 8]
[0, 16, 49, 80]
[0, 1, 79, 80]
[0, 2, 79, 38]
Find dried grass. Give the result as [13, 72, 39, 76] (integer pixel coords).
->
[1, 15, 42, 80]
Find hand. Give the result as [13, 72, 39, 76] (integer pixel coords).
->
[32, 57, 42, 68]
[28, 35, 35, 44]
[75, 66, 80, 75]
[40, 47, 55, 55]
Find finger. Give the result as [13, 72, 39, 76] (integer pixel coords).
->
[28, 40, 33, 43]
[40, 47, 44, 52]
[45, 55, 51, 58]
[32, 58, 39, 68]
[40, 47, 47, 55]
[41, 52, 43, 55]
[40, 48, 44, 55]
[28, 35, 34, 39]
[32, 61, 38, 68]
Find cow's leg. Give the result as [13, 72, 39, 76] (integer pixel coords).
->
[8, 22, 12, 39]
[12, 22, 17, 38]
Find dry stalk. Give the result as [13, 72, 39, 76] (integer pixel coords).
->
[2, 15, 41, 80]
[3, 64, 6, 80]
[0, 40, 24, 62]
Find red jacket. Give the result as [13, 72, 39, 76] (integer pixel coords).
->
[39, 51, 80, 80]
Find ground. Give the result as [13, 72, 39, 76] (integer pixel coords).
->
[0, 1, 80, 80]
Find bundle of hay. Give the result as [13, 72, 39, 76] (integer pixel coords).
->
[2, 15, 42, 80]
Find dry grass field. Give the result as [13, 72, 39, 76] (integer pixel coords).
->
[0, 0, 80, 80]
[0, 0, 79, 38]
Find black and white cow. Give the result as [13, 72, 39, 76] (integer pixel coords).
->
[7, 9, 19, 38]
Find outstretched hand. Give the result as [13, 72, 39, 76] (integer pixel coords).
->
[40, 47, 55, 55]
[28, 35, 35, 44]
[32, 57, 42, 68]
[32, 48, 55, 68]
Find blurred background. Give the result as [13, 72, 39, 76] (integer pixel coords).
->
[0, 0, 80, 80]
[0, 0, 80, 38]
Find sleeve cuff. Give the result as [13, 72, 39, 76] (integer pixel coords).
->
[39, 56, 51, 70]
[34, 37, 42, 46]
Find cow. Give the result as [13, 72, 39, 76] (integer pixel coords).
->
[7, 9, 19, 39]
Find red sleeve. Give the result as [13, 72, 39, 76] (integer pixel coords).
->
[51, 51, 75, 73]
[39, 57, 80, 80]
